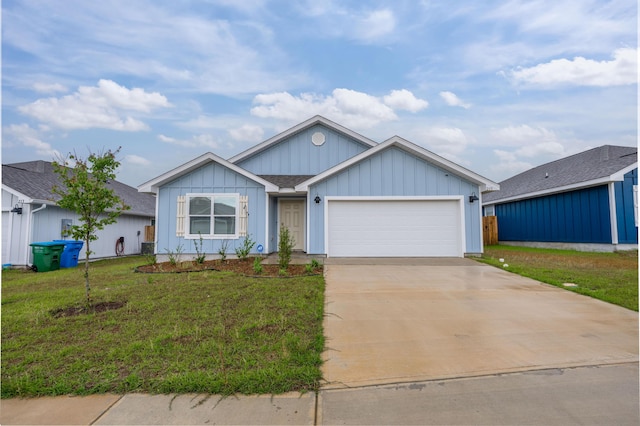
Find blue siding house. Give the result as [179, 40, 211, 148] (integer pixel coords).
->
[483, 145, 638, 251]
[139, 116, 499, 259]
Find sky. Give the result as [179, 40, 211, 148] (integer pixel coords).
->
[2, 0, 637, 188]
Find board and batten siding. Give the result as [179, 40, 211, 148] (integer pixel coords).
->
[495, 185, 612, 243]
[30, 205, 153, 260]
[235, 124, 371, 175]
[2, 189, 30, 266]
[614, 169, 638, 244]
[157, 161, 268, 256]
[307, 146, 482, 254]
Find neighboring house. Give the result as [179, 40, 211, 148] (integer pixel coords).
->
[2, 160, 156, 267]
[139, 116, 499, 259]
[483, 145, 638, 251]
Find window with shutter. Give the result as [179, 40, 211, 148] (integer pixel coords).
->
[179, 193, 242, 239]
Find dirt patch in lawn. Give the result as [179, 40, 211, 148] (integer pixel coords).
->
[51, 301, 126, 318]
[135, 258, 322, 277]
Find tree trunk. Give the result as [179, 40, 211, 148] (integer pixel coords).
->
[84, 240, 91, 305]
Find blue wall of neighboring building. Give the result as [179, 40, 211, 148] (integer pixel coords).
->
[495, 185, 612, 243]
[615, 169, 638, 244]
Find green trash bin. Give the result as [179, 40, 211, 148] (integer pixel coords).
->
[30, 242, 65, 272]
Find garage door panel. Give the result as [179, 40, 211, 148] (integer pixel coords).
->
[327, 199, 462, 257]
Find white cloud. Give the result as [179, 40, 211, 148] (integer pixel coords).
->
[489, 125, 568, 177]
[228, 124, 264, 143]
[492, 149, 533, 175]
[383, 89, 429, 112]
[409, 126, 471, 165]
[353, 9, 396, 42]
[124, 154, 151, 166]
[251, 88, 427, 129]
[439, 91, 471, 109]
[491, 124, 556, 144]
[4, 123, 60, 158]
[516, 141, 565, 158]
[510, 48, 637, 87]
[19, 80, 171, 131]
[158, 134, 219, 149]
[32, 82, 67, 94]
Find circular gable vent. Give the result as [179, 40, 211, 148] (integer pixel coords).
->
[311, 131, 326, 146]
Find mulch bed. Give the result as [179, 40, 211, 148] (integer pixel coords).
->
[135, 258, 322, 277]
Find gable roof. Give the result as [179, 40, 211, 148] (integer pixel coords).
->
[228, 115, 378, 164]
[295, 136, 500, 192]
[483, 145, 638, 205]
[137, 152, 279, 194]
[2, 160, 156, 217]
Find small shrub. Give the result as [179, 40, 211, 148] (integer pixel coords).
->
[165, 244, 184, 266]
[235, 235, 256, 261]
[278, 225, 295, 270]
[218, 240, 230, 261]
[310, 259, 320, 269]
[144, 254, 157, 266]
[253, 257, 263, 275]
[278, 268, 288, 276]
[193, 233, 206, 264]
[305, 263, 314, 274]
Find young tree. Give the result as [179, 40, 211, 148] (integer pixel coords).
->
[52, 147, 130, 304]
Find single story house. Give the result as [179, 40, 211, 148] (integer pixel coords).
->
[483, 145, 638, 251]
[2, 160, 156, 267]
[139, 116, 499, 259]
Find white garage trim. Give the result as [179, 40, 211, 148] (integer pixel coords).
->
[324, 196, 466, 257]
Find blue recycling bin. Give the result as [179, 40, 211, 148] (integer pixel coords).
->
[53, 240, 84, 268]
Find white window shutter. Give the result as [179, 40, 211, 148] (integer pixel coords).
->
[239, 195, 248, 237]
[176, 196, 186, 237]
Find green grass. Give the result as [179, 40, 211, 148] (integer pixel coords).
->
[1, 256, 325, 398]
[479, 245, 638, 311]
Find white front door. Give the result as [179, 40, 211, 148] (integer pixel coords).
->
[279, 200, 305, 251]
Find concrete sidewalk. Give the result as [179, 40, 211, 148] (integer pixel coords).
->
[2, 363, 638, 425]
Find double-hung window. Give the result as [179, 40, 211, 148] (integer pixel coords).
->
[186, 193, 239, 238]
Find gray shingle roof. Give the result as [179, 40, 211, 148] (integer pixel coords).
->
[258, 175, 315, 188]
[2, 160, 156, 217]
[484, 145, 637, 204]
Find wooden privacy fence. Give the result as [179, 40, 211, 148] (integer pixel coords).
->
[483, 216, 498, 246]
[144, 226, 155, 243]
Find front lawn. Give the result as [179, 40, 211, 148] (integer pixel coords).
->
[1, 256, 325, 398]
[479, 245, 638, 311]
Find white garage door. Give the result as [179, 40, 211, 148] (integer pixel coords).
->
[327, 199, 463, 257]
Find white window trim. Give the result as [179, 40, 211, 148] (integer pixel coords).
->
[185, 193, 240, 239]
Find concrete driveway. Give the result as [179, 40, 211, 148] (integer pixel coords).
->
[321, 258, 638, 388]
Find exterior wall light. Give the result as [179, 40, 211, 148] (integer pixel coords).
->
[468, 192, 479, 203]
[314, 195, 321, 204]
[10, 203, 23, 214]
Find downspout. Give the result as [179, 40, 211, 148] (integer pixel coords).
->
[25, 204, 47, 266]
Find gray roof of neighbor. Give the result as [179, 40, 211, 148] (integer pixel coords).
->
[2, 160, 156, 217]
[484, 145, 637, 204]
